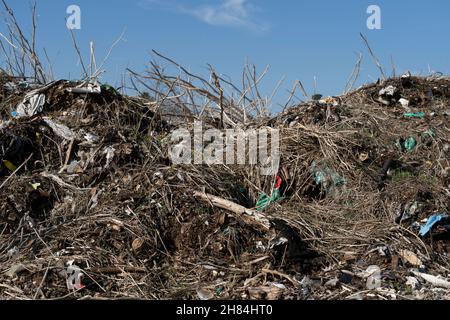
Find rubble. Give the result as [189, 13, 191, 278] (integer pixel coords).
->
[0, 68, 449, 300]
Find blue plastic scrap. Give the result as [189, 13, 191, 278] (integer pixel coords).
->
[419, 213, 449, 237]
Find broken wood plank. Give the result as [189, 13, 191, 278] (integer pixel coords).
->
[193, 191, 271, 231]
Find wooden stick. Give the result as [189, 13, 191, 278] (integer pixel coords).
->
[193, 191, 271, 231]
[0, 153, 33, 190]
[90, 266, 146, 275]
[59, 138, 75, 174]
[262, 268, 300, 287]
[360, 33, 386, 80]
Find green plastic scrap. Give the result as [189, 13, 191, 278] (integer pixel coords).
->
[404, 112, 425, 118]
[18, 81, 29, 89]
[422, 128, 436, 139]
[403, 137, 417, 151]
[311, 161, 345, 193]
[101, 83, 119, 95]
[256, 189, 280, 212]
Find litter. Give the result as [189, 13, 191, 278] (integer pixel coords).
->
[405, 277, 419, 290]
[103, 146, 116, 168]
[379, 85, 397, 97]
[396, 201, 419, 223]
[66, 160, 83, 174]
[197, 288, 214, 301]
[404, 112, 425, 118]
[15, 93, 46, 118]
[311, 161, 345, 193]
[421, 128, 436, 139]
[43, 118, 77, 140]
[364, 266, 382, 290]
[397, 137, 417, 152]
[31, 183, 41, 190]
[2, 160, 16, 172]
[412, 271, 450, 289]
[4, 264, 27, 278]
[3, 81, 39, 91]
[269, 237, 288, 249]
[13, 80, 64, 118]
[325, 278, 340, 288]
[256, 174, 283, 211]
[319, 97, 339, 106]
[66, 82, 101, 94]
[419, 213, 449, 237]
[84, 132, 100, 144]
[101, 84, 119, 95]
[399, 249, 422, 267]
[66, 264, 85, 291]
[399, 98, 411, 110]
[0, 42, 449, 300]
[401, 72, 413, 88]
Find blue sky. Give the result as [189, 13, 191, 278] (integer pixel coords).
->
[1, 0, 449, 111]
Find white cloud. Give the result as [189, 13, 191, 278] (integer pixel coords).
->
[143, 0, 268, 32]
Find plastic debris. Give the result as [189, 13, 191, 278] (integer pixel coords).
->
[396, 201, 419, 223]
[3, 81, 38, 91]
[399, 249, 422, 266]
[404, 112, 425, 118]
[2, 160, 17, 172]
[377, 246, 390, 257]
[67, 82, 101, 94]
[66, 160, 83, 174]
[399, 98, 411, 110]
[101, 83, 119, 95]
[311, 161, 345, 193]
[405, 277, 420, 290]
[103, 146, 116, 168]
[84, 132, 100, 144]
[379, 86, 397, 97]
[5, 264, 27, 278]
[401, 72, 413, 88]
[16, 93, 46, 118]
[13, 81, 64, 118]
[319, 96, 339, 106]
[269, 237, 288, 249]
[325, 278, 340, 288]
[43, 118, 76, 141]
[66, 264, 85, 291]
[422, 128, 436, 139]
[31, 183, 41, 190]
[419, 213, 449, 237]
[0, 45, 449, 300]
[398, 137, 417, 152]
[412, 271, 450, 289]
[0, 119, 10, 130]
[364, 265, 382, 290]
[256, 174, 283, 211]
[197, 288, 214, 301]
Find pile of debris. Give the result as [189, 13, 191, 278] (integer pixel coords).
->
[0, 72, 449, 300]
